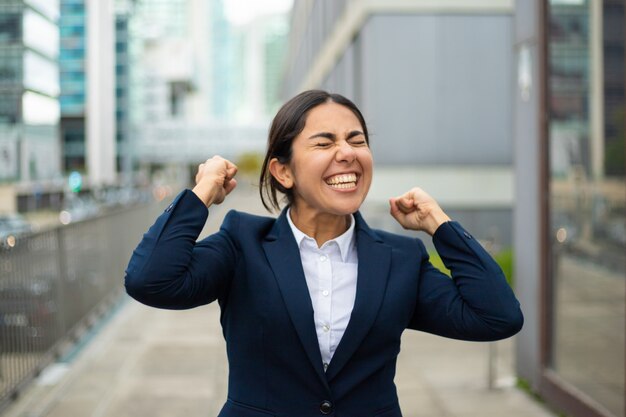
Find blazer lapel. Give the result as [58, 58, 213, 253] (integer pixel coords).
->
[326, 212, 391, 381]
[262, 209, 329, 390]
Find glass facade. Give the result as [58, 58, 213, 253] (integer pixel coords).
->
[0, 1, 61, 181]
[0, 12, 21, 43]
[23, 8, 59, 59]
[59, 0, 86, 172]
[115, 11, 131, 174]
[24, 50, 60, 96]
[22, 91, 59, 125]
[61, 116, 85, 171]
[59, 0, 86, 117]
[0, 9, 22, 124]
[25, 0, 60, 21]
[548, 1, 625, 416]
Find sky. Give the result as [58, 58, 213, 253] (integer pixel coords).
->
[223, 0, 293, 25]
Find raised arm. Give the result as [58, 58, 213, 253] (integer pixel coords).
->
[124, 156, 240, 309]
[390, 187, 523, 341]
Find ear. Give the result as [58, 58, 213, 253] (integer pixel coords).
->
[269, 158, 294, 189]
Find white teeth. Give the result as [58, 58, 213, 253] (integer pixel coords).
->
[328, 182, 356, 189]
[326, 173, 357, 185]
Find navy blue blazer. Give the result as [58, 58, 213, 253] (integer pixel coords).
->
[125, 190, 523, 417]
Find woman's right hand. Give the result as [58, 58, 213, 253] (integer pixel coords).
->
[192, 155, 238, 207]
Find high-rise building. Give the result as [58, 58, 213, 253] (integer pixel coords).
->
[59, 0, 116, 186]
[59, 0, 87, 172]
[0, 0, 61, 184]
[115, 0, 136, 181]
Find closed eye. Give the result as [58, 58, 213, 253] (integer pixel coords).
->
[347, 130, 366, 145]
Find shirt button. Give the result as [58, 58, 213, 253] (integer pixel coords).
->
[322, 290, 329, 297]
[319, 255, 327, 262]
[322, 324, 330, 332]
[323, 362, 328, 371]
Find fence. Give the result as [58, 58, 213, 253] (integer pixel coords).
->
[0, 201, 164, 410]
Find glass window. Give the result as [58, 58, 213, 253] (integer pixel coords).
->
[0, 93, 20, 123]
[23, 50, 60, 96]
[22, 91, 60, 125]
[60, 93, 85, 115]
[60, 3, 84, 15]
[0, 53, 21, 85]
[25, 0, 60, 21]
[548, 2, 625, 417]
[0, 13, 21, 43]
[60, 25, 85, 38]
[23, 9, 59, 59]
[0, 128, 19, 180]
[60, 48, 85, 60]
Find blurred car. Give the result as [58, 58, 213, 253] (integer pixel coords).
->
[0, 213, 33, 248]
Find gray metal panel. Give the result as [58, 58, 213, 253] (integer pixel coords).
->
[514, 0, 539, 46]
[324, 41, 356, 99]
[513, 7, 542, 388]
[358, 14, 513, 166]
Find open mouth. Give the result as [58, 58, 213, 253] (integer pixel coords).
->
[325, 173, 358, 189]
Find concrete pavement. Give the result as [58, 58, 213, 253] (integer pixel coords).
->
[2, 184, 557, 417]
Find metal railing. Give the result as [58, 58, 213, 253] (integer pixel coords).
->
[0, 201, 164, 409]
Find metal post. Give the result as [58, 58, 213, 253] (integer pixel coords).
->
[487, 341, 497, 390]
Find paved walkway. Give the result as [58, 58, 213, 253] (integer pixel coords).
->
[3, 184, 557, 417]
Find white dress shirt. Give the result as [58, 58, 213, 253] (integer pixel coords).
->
[287, 209, 358, 371]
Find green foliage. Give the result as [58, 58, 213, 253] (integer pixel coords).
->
[427, 251, 451, 277]
[428, 247, 515, 287]
[494, 248, 514, 286]
[516, 378, 570, 417]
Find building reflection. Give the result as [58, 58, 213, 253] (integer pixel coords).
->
[548, 1, 625, 416]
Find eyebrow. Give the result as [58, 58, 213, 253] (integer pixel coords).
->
[308, 130, 364, 140]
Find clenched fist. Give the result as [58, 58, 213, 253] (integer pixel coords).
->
[192, 155, 238, 207]
[389, 187, 451, 236]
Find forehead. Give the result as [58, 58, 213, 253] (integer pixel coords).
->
[303, 102, 363, 131]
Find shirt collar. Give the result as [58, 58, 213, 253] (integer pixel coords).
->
[286, 208, 356, 262]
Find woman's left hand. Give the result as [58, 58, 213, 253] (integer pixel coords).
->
[389, 187, 451, 236]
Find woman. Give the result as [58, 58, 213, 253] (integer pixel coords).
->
[125, 90, 523, 417]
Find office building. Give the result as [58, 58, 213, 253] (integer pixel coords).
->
[0, 0, 61, 212]
[0, 0, 61, 182]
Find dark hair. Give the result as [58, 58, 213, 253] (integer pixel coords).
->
[259, 90, 369, 213]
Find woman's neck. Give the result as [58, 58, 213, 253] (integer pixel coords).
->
[289, 205, 351, 248]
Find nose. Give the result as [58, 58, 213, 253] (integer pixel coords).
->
[335, 140, 356, 163]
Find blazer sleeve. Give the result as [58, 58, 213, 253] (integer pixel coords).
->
[407, 221, 524, 341]
[124, 189, 239, 309]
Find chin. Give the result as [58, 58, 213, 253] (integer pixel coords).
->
[330, 198, 365, 215]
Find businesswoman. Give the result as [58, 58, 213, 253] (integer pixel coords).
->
[125, 90, 523, 417]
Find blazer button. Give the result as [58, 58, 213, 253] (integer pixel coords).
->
[319, 400, 333, 415]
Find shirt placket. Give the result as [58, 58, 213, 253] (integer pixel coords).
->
[317, 247, 333, 369]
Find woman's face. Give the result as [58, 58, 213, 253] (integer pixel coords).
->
[279, 101, 373, 217]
